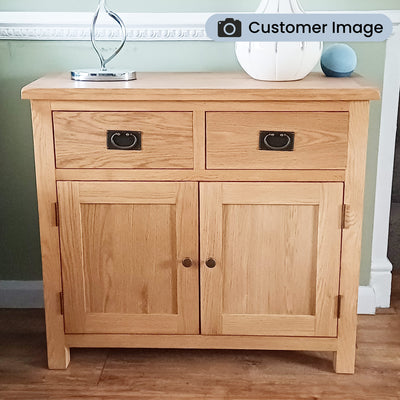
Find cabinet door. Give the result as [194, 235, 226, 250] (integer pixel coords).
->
[200, 182, 343, 337]
[57, 181, 199, 334]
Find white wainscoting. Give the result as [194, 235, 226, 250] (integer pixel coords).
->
[0, 10, 399, 313]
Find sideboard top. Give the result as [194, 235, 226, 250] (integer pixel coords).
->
[21, 72, 380, 102]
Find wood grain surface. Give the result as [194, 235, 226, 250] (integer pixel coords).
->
[55, 168, 346, 182]
[21, 72, 380, 101]
[334, 102, 371, 374]
[222, 204, 318, 316]
[49, 100, 351, 112]
[57, 181, 199, 335]
[200, 182, 343, 337]
[65, 334, 337, 351]
[206, 111, 349, 170]
[53, 111, 194, 169]
[30, 101, 70, 369]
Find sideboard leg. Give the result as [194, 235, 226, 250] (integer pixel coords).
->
[333, 346, 356, 374]
[333, 101, 370, 375]
[47, 344, 70, 370]
[31, 101, 70, 370]
[43, 290, 70, 370]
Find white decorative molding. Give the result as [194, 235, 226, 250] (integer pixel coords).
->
[0, 281, 44, 308]
[0, 11, 399, 41]
[0, 12, 211, 41]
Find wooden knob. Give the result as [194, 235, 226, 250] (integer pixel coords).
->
[205, 258, 216, 269]
[182, 258, 193, 268]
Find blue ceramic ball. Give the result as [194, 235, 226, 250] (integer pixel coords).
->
[321, 44, 357, 77]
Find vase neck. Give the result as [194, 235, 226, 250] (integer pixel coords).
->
[256, 0, 304, 13]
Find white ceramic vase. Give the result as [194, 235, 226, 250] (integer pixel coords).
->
[235, 0, 322, 81]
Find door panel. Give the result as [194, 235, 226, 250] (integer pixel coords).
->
[222, 204, 318, 316]
[80, 204, 178, 315]
[200, 182, 343, 337]
[58, 181, 199, 334]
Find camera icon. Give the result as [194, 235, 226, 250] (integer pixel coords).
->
[218, 18, 242, 38]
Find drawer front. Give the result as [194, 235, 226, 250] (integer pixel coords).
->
[206, 112, 349, 170]
[53, 112, 193, 169]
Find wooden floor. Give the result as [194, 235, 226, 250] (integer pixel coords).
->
[0, 272, 399, 400]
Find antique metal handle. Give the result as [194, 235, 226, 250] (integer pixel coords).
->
[264, 133, 291, 150]
[107, 131, 141, 151]
[259, 131, 295, 151]
[110, 132, 137, 150]
[182, 258, 193, 268]
[205, 258, 216, 269]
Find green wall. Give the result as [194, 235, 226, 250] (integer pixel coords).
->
[0, 1, 397, 284]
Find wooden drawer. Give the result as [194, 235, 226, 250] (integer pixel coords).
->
[53, 111, 194, 169]
[206, 112, 349, 170]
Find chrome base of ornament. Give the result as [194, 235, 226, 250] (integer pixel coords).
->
[71, 70, 137, 81]
[71, 1, 134, 82]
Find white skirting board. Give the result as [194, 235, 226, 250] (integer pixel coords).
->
[0, 281, 44, 308]
[357, 285, 377, 315]
[0, 280, 377, 314]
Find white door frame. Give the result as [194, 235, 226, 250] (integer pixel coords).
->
[370, 15, 400, 310]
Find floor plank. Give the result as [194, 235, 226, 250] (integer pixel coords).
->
[0, 271, 399, 400]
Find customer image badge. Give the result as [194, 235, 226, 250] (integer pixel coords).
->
[207, 14, 392, 42]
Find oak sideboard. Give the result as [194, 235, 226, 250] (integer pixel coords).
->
[22, 72, 380, 373]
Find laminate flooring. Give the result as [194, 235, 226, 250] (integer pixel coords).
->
[0, 271, 399, 400]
